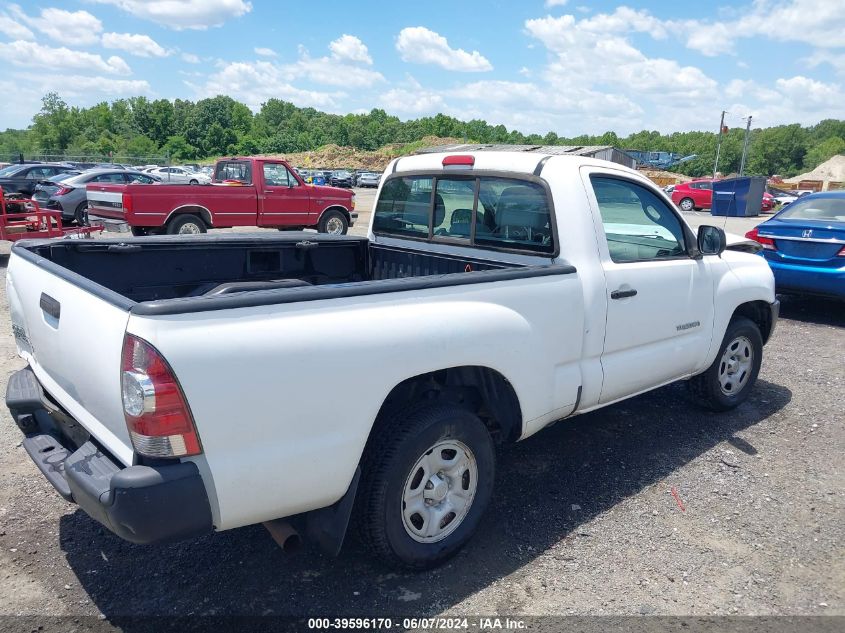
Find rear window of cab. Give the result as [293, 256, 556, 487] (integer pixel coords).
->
[372, 175, 555, 255]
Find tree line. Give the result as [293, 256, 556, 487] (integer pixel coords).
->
[1, 92, 843, 177]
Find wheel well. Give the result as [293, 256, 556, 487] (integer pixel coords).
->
[320, 205, 350, 225]
[375, 366, 522, 444]
[166, 206, 211, 227]
[732, 300, 774, 343]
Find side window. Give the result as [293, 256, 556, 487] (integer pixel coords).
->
[372, 176, 433, 238]
[126, 173, 154, 184]
[285, 168, 299, 186]
[92, 173, 125, 183]
[26, 168, 48, 179]
[474, 178, 554, 254]
[262, 164, 291, 187]
[433, 178, 475, 240]
[591, 176, 687, 263]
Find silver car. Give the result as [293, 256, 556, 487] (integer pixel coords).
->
[34, 169, 159, 224]
[357, 172, 381, 188]
[149, 166, 210, 184]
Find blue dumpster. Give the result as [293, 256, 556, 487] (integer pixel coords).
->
[711, 177, 765, 217]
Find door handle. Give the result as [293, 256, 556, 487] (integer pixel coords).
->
[263, 190, 274, 194]
[610, 288, 637, 300]
[40, 293, 61, 320]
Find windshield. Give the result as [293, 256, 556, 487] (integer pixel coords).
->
[777, 196, 845, 222]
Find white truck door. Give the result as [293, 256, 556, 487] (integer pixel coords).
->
[583, 171, 715, 404]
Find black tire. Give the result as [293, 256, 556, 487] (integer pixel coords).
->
[356, 403, 495, 570]
[130, 226, 148, 237]
[189, 179, 198, 185]
[74, 202, 89, 226]
[166, 214, 207, 235]
[318, 209, 349, 235]
[687, 316, 763, 411]
[678, 197, 695, 212]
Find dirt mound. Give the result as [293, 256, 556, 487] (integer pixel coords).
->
[636, 167, 692, 183]
[259, 136, 465, 171]
[785, 154, 845, 183]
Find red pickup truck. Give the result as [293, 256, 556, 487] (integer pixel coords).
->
[86, 157, 357, 235]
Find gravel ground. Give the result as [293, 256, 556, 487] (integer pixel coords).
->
[0, 199, 842, 624]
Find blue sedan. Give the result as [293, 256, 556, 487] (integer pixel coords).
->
[746, 191, 845, 299]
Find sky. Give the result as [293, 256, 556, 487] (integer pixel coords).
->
[0, 0, 843, 136]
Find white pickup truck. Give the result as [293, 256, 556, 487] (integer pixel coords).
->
[5, 151, 778, 569]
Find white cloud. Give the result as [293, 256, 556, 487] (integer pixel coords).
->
[9, 5, 102, 45]
[254, 47, 277, 57]
[0, 41, 131, 75]
[396, 27, 492, 72]
[102, 32, 169, 58]
[545, 0, 568, 7]
[723, 76, 845, 126]
[0, 14, 33, 40]
[91, 0, 252, 30]
[379, 87, 445, 115]
[805, 50, 845, 76]
[329, 34, 373, 65]
[281, 37, 383, 87]
[190, 60, 343, 111]
[181, 52, 201, 64]
[25, 73, 150, 97]
[678, 0, 845, 57]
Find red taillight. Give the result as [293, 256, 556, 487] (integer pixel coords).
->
[122, 192, 133, 214]
[54, 186, 74, 196]
[745, 227, 777, 251]
[121, 334, 201, 458]
[838, 246, 845, 257]
[442, 155, 475, 167]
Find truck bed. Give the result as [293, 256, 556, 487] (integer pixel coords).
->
[14, 234, 573, 315]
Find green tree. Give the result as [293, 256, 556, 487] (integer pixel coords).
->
[161, 135, 197, 160]
[803, 136, 845, 170]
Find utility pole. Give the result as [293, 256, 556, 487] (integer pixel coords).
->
[739, 115, 753, 176]
[713, 110, 726, 179]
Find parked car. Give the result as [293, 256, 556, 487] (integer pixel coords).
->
[87, 157, 356, 235]
[0, 163, 79, 197]
[671, 178, 715, 211]
[330, 170, 353, 188]
[34, 169, 159, 225]
[745, 191, 845, 299]
[761, 192, 775, 213]
[6, 151, 778, 569]
[148, 166, 210, 184]
[357, 172, 381, 188]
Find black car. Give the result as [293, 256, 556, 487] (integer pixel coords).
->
[0, 163, 80, 197]
[330, 170, 353, 188]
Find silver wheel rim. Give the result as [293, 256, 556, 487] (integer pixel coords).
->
[681, 199, 693, 211]
[178, 222, 202, 234]
[401, 439, 478, 543]
[325, 216, 344, 234]
[718, 335, 753, 396]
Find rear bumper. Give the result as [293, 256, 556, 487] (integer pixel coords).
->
[768, 260, 845, 299]
[5, 367, 213, 544]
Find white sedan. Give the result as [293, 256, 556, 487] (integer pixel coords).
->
[149, 166, 210, 184]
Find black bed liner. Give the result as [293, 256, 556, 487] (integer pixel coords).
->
[13, 233, 576, 316]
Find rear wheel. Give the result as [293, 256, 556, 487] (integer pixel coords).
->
[166, 214, 207, 235]
[356, 403, 495, 569]
[687, 316, 763, 411]
[189, 179, 199, 185]
[318, 210, 348, 235]
[678, 197, 695, 212]
[74, 202, 89, 226]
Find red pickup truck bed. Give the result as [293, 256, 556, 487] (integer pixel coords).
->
[86, 157, 356, 235]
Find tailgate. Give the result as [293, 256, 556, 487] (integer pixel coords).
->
[86, 184, 126, 220]
[7, 252, 134, 465]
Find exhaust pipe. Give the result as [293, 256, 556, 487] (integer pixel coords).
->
[263, 519, 302, 553]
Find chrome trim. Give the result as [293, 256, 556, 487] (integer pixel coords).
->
[163, 204, 213, 226]
[759, 234, 845, 244]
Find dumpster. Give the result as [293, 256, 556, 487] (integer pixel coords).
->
[711, 176, 766, 217]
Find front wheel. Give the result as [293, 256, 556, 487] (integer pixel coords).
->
[356, 403, 495, 569]
[189, 179, 198, 185]
[687, 316, 763, 411]
[166, 214, 207, 235]
[318, 209, 349, 235]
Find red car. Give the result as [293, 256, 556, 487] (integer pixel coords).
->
[672, 179, 775, 213]
[86, 157, 357, 236]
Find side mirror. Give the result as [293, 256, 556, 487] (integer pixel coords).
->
[697, 225, 727, 256]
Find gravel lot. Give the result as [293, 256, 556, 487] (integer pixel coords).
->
[0, 195, 842, 622]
